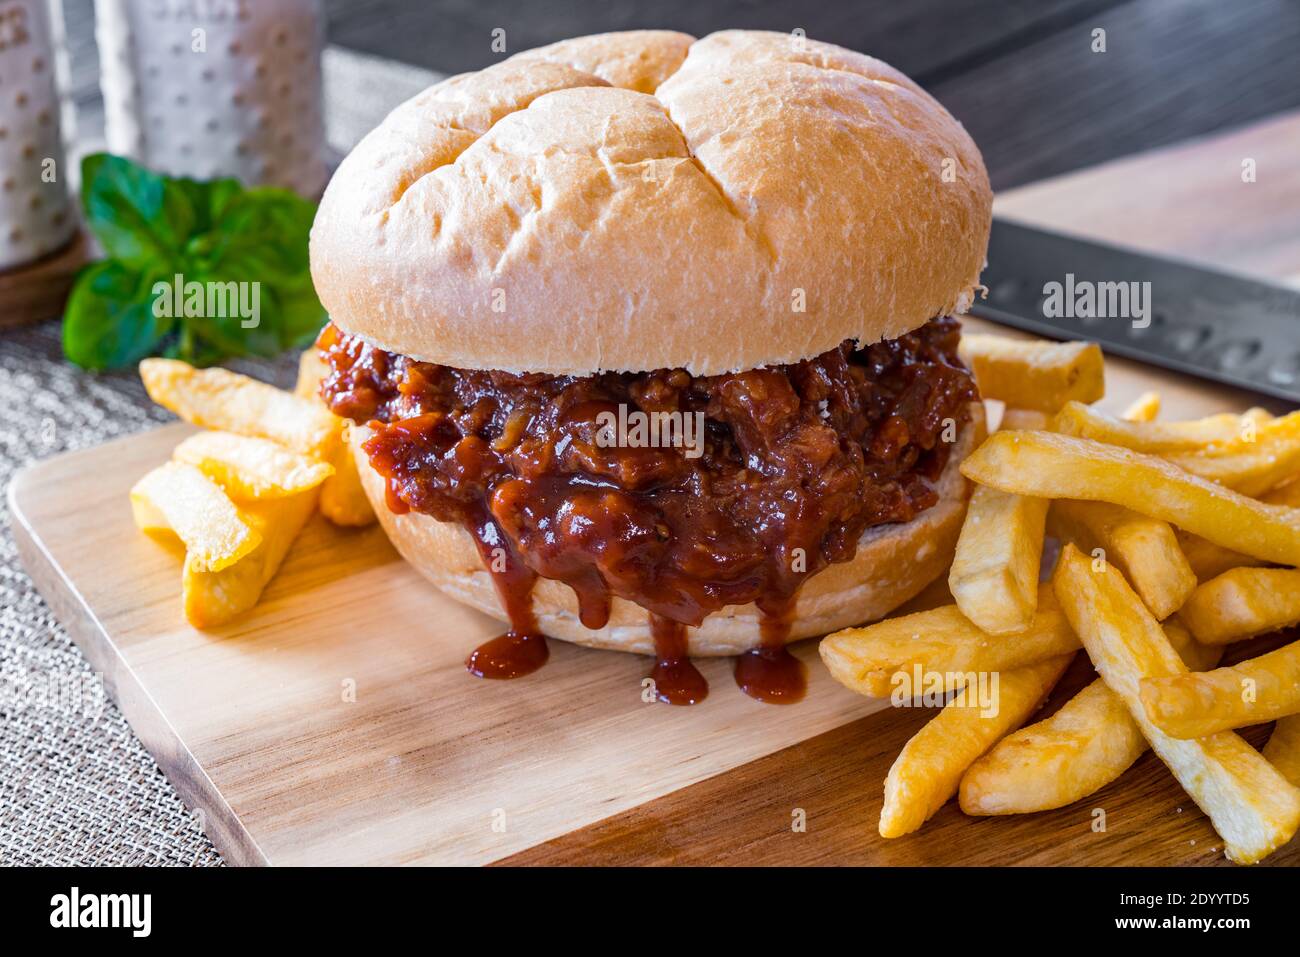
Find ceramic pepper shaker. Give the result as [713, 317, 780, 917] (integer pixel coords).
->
[94, 0, 328, 197]
[0, 0, 78, 271]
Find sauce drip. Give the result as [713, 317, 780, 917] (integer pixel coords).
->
[733, 596, 807, 704]
[648, 614, 709, 705]
[464, 505, 549, 679]
[466, 631, 549, 679]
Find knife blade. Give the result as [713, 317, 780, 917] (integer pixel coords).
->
[968, 218, 1300, 404]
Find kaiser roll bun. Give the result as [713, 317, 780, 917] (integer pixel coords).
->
[310, 29, 992, 376]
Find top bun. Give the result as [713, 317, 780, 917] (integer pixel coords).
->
[310, 30, 992, 376]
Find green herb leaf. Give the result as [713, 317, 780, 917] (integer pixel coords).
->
[80, 154, 197, 270]
[195, 186, 317, 279]
[65, 154, 326, 370]
[63, 261, 173, 370]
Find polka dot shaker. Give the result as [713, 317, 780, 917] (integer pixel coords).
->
[94, 0, 327, 198]
[0, 0, 77, 271]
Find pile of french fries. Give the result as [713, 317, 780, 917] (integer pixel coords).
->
[131, 352, 374, 628]
[822, 333, 1300, 864]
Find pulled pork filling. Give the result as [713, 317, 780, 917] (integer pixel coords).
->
[316, 317, 978, 639]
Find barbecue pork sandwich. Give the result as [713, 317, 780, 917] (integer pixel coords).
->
[309, 30, 992, 693]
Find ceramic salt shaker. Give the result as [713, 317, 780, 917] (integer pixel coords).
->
[95, 0, 328, 197]
[0, 0, 77, 271]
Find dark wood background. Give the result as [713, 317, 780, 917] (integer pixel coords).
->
[61, 0, 1300, 191]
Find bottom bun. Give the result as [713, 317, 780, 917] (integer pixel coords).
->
[350, 403, 986, 656]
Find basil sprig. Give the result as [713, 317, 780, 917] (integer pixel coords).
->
[63, 153, 326, 370]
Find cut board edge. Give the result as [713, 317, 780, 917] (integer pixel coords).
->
[9, 450, 270, 866]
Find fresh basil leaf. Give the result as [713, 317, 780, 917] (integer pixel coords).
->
[67, 155, 324, 370]
[63, 262, 173, 370]
[80, 154, 199, 270]
[195, 186, 317, 279]
[181, 272, 283, 360]
[268, 281, 328, 348]
[201, 176, 246, 225]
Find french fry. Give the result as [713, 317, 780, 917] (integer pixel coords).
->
[1195, 408, 1290, 454]
[317, 423, 376, 526]
[1177, 481, 1300, 580]
[295, 348, 328, 400]
[1161, 410, 1300, 496]
[183, 488, 319, 628]
[1053, 543, 1300, 864]
[960, 677, 1140, 816]
[819, 585, 1078, 698]
[1263, 477, 1300, 507]
[292, 351, 376, 526]
[173, 431, 333, 501]
[1167, 620, 1225, 673]
[1178, 567, 1300, 645]
[948, 484, 1049, 634]
[1139, 639, 1300, 738]
[998, 408, 1051, 431]
[1264, 715, 1300, 787]
[958, 334, 1104, 412]
[139, 358, 340, 461]
[879, 654, 1072, 838]
[960, 623, 1220, 815]
[1049, 500, 1196, 620]
[1122, 391, 1161, 422]
[1176, 531, 1264, 582]
[131, 462, 261, 571]
[960, 431, 1300, 567]
[1166, 438, 1300, 497]
[1052, 400, 1246, 453]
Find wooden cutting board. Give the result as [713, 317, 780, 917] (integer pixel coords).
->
[11, 111, 1300, 866]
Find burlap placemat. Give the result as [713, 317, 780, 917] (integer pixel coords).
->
[0, 322, 306, 865]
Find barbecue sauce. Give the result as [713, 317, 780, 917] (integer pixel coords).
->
[735, 596, 807, 704]
[648, 614, 709, 705]
[464, 506, 549, 679]
[318, 318, 976, 704]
